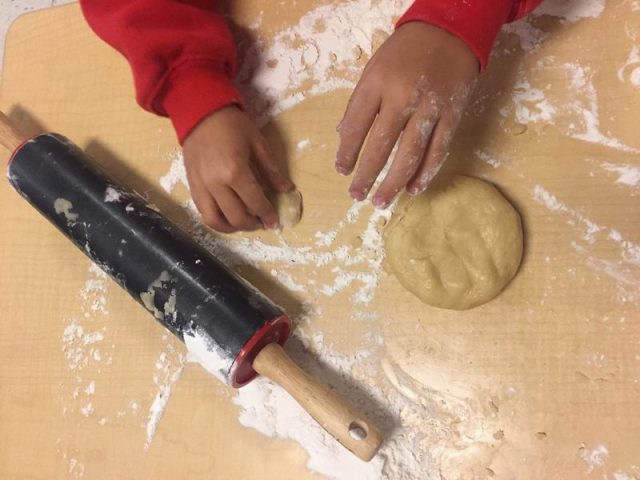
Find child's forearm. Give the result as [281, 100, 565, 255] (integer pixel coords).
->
[398, 0, 544, 71]
[79, 0, 243, 143]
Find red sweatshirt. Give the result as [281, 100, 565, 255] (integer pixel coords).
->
[80, 0, 542, 144]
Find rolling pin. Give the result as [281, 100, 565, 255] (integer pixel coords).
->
[0, 112, 383, 461]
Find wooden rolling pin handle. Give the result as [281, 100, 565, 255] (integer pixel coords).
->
[0, 111, 27, 153]
[252, 342, 383, 462]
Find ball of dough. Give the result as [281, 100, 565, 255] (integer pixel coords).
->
[274, 189, 303, 228]
[384, 176, 523, 310]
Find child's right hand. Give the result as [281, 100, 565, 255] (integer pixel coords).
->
[182, 106, 294, 233]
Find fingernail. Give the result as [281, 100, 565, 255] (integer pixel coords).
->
[281, 181, 295, 192]
[262, 217, 279, 229]
[372, 196, 388, 209]
[350, 188, 366, 201]
[336, 164, 349, 176]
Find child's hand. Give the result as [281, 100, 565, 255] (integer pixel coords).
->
[182, 106, 293, 233]
[336, 22, 479, 208]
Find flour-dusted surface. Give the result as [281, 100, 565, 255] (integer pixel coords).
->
[1, 1, 640, 479]
[183, 326, 233, 383]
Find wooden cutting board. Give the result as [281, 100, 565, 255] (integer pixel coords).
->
[0, 2, 638, 479]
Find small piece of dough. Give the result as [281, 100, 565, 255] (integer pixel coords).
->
[384, 176, 523, 310]
[274, 189, 303, 228]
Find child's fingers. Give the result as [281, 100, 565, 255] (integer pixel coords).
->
[372, 113, 437, 208]
[210, 184, 262, 231]
[187, 174, 235, 233]
[335, 86, 380, 175]
[407, 117, 456, 194]
[252, 136, 294, 193]
[232, 173, 279, 229]
[348, 107, 408, 201]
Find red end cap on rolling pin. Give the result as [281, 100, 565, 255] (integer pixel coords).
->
[7, 138, 34, 164]
[230, 315, 291, 388]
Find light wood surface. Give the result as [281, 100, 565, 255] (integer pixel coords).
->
[0, 2, 638, 479]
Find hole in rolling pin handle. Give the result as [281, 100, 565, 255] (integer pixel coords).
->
[348, 421, 368, 440]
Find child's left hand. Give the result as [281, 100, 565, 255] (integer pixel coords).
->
[336, 22, 479, 208]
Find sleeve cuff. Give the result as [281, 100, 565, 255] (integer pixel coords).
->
[159, 61, 244, 144]
[396, 0, 514, 72]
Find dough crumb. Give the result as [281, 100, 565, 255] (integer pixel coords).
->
[274, 189, 303, 228]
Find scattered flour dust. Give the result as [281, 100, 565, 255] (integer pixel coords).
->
[237, 0, 411, 123]
[104, 186, 122, 203]
[231, 315, 441, 480]
[504, 62, 640, 154]
[599, 162, 640, 189]
[617, 45, 640, 87]
[297, 138, 311, 152]
[477, 148, 639, 301]
[533, 0, 606, 23]
[159, 151, 187, 193]
[501, 0, 605, 52]
[579, 443, 609, 474]
[166, 160, 395, 306]
[183, 326, 232, 384]
[59, 263, 114, 475]
[511, 79, 557, 124]
[145, 334, 186, 449]
[61, 264, 111, 403]
[534, 184, 640, 299]
[532, 185, 640, 265]
[67, 456, 86, 478]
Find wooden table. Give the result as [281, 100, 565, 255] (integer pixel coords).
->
[1, 2, 638, 479]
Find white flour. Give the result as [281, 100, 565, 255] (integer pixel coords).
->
[532, 185, 640, 267]
[159, 161, 394, 308]
[599, 162, 640, 189]
[297, 138, 311, 152]
[563, 63, 639, 153]
[618, 46, 640, 85]
[144, 334, 185, 449]
[478, 148, 639, 301]
[159, 150, 187, 192]
[579, 443, 609, 473]
[238, 0, 411, 123]
[501, 20, 548, 52]
[231, 318, 441, 480]
[534, 0, 606, 23]
[183, 326, 233, 383]
[67, 456, 85, 478]
[103, 186, 122, 203]
[59, 263, 114, 476]
[532, 185, 603, 243]
[501, 0, 607, 52]
[502, 61, 640, 154]
[511, 79, 557, 124]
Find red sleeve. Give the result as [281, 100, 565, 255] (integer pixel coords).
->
[79, 0, 243, 144]
[396, 0, 544, 71]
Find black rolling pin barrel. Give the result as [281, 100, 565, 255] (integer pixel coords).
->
[8, 133, 289, 387]
[0, 114, 383, 461]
